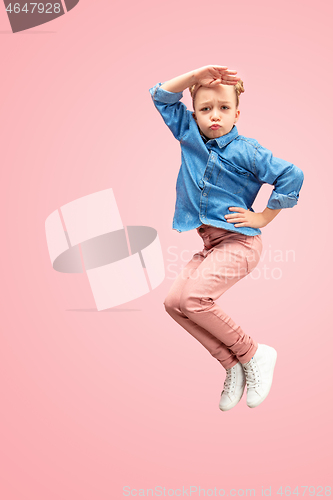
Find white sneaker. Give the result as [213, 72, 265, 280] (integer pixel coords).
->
[242, 344, 277, 408]
[219, 362, 246, 411]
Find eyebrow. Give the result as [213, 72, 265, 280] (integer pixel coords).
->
[199, 100, 232, 106]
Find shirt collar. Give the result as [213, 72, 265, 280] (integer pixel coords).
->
[201, 125, 239, 148]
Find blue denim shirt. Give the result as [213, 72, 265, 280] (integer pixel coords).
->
[149, 82, 304, 236]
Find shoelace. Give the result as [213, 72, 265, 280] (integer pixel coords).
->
[222, 366, 236, 393]
[242, 359, 261, 389]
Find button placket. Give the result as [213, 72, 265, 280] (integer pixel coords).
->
[199, 151, 217, 218]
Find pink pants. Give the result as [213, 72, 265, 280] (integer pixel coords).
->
[164, 224, 263, 369]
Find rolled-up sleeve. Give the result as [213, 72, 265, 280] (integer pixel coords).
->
[149, 82, 192, 142]
[253, 145, 304, 209]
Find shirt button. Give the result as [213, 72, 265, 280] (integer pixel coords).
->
[203, 193, 207, 197]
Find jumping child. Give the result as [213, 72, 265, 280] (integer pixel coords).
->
[149, 65, 304, 411]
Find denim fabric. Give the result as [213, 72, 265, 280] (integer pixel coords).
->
[149, 82, 304, 236]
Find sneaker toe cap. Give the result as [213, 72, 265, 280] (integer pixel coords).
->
[219, 393, 235, 411]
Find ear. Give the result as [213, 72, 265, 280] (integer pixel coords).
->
[192, 112, 197, 122]
[234, 109, 240, 123]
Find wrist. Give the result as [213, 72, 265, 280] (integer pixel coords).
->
[261, 207, 282, 225]
[180, 70, 198, 89]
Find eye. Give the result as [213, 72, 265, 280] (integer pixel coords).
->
[221, 106, 229, 110]
[200, 107, 210, 111]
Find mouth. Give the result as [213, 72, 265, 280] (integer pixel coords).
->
[210, 125, 221, 130]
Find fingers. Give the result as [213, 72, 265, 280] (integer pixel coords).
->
[198, 66, 240, 88]
[208, 66, 240, 81]
[221, 76, 240, 85]
[225, 207, 248, 224]
[219, 69, 240, 85]
[222, 79, 240, 86]
[227, 207, 246, 213]
[224, 207, 257, 228]
[209, 66, 229, 75]
[226, 217, 247, 223]
[209, 77, 222, 85]
[225, 215, 249, 227]
[211, 66, 237, 74]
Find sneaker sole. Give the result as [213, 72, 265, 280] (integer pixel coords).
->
[247, 348, 277, 409]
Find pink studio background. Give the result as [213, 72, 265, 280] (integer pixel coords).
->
[1, 0, 332, 498]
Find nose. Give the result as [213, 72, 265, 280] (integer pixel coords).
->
[211, 108, 220, 121]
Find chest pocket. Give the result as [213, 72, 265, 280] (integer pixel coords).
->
[215, 159, 250, 195]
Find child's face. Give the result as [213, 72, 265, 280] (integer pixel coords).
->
[192, 84, 240, 139]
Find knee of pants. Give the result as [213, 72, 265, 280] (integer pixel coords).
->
[179, 294, 214, 315]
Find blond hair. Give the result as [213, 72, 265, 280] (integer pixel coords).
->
[189, 79, 245, 109]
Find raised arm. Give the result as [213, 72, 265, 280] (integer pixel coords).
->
[160, 65, 240, 93]
[150, 66, 240, 141]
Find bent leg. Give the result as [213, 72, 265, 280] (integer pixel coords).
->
[179, 235, 262, 367]
[164, 251, 238, 368]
